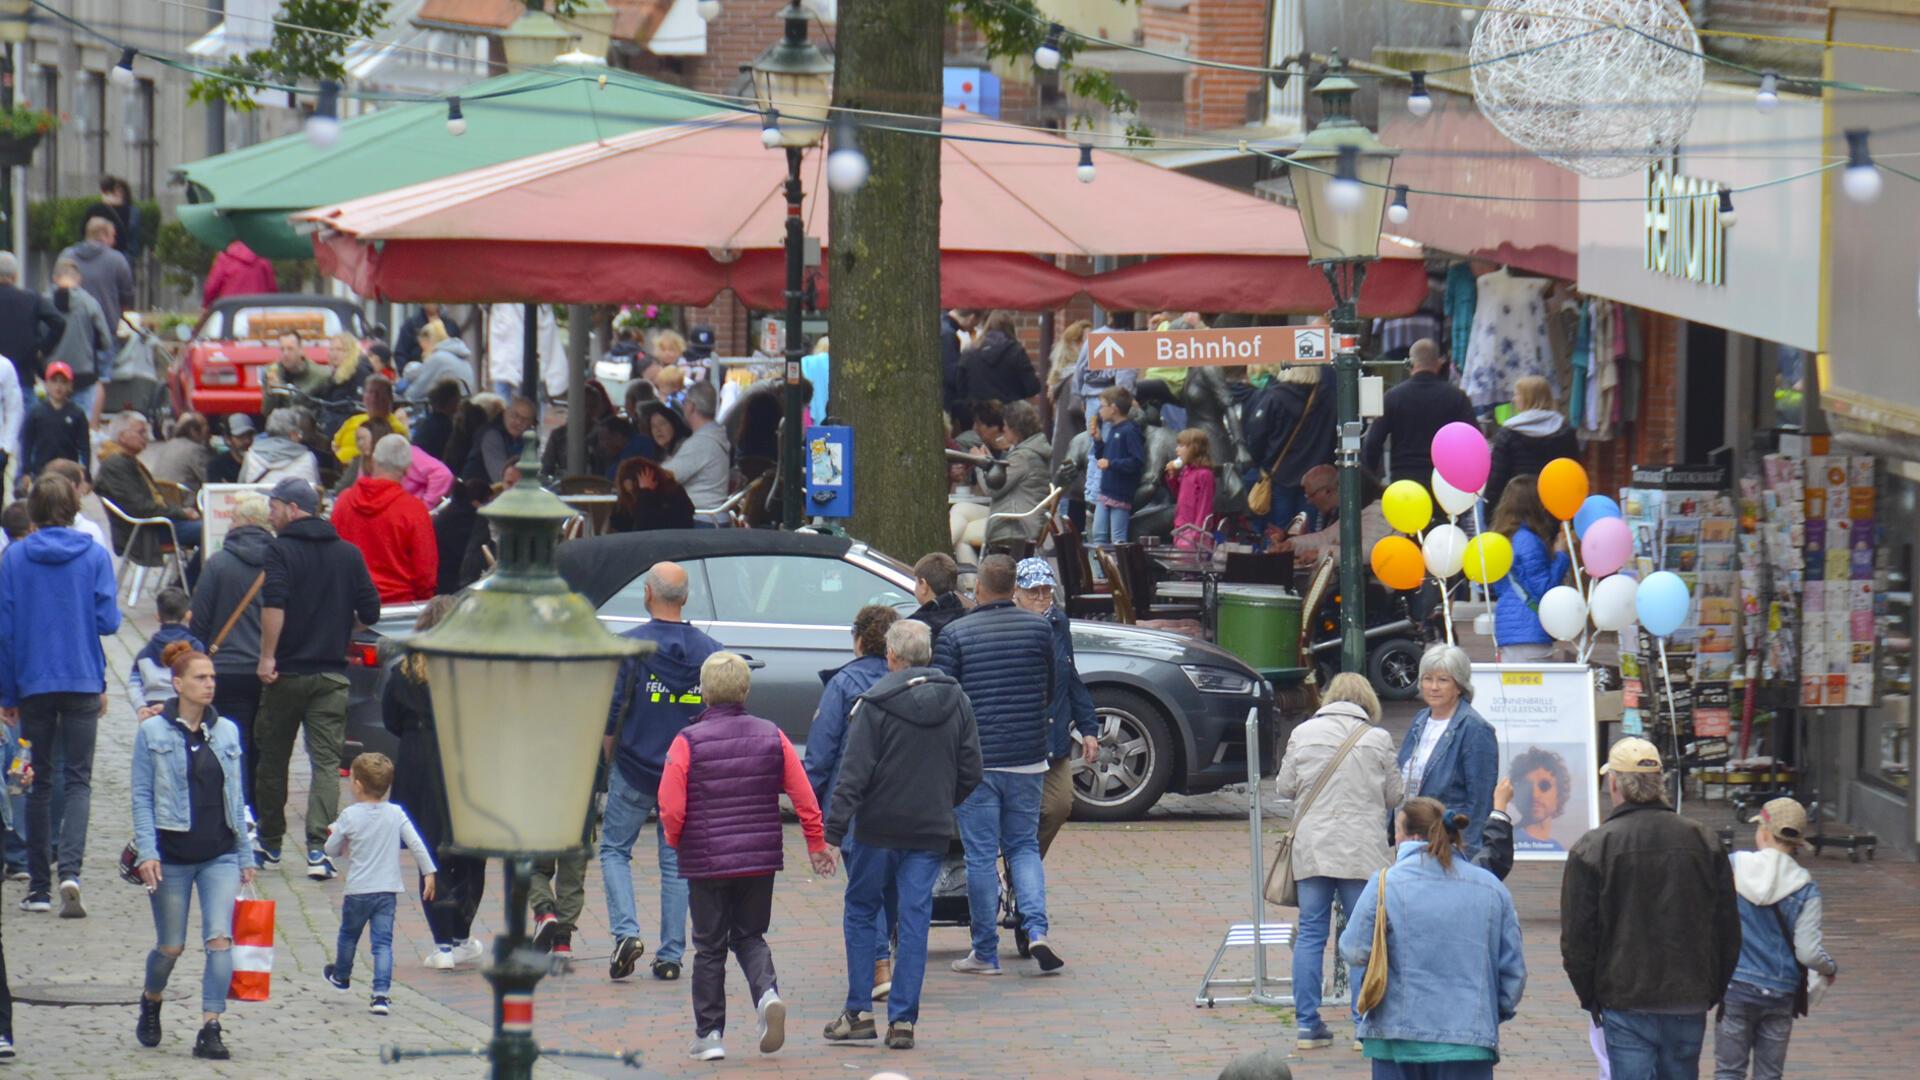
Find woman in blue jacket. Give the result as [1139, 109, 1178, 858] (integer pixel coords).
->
[1395, 645, 1498, 855]
[1489, 474, 1571, 661]
[1339, 796, 1526, 1078]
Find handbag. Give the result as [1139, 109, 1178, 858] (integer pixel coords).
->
[1354, 866, 1391, 1014]
[207, 572, 267, 657]
[1247, 378, 1323, 517]
[1264, 720, 1371, 906]
[229, 885, 276, 1002]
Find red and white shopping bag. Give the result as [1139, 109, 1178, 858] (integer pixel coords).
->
[228, 887, 275, 1002]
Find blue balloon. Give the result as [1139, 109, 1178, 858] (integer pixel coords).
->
[1573, 495, 1624, 538]
[1636, 571, 1692, 638]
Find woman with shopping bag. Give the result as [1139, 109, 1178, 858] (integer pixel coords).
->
[1337, 796, 1527, 1079]
[130, 643, 255, 1061]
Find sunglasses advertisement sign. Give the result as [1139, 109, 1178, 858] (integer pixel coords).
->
[1470, 663, 1602, 862]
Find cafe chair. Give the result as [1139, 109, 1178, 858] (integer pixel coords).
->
[1053, 519, 1113, 619]
[99, 495, 192, 606]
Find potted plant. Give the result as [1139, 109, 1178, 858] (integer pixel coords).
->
[0, 105, 57, 167]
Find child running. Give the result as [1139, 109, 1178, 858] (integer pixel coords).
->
[322, 753, 436, 1015]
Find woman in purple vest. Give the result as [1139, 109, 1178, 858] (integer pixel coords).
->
[658, 652, 834, 1062]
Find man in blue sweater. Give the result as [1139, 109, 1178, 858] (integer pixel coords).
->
[600, 562, 721, 983]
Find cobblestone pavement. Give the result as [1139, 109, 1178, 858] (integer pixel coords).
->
[10, 614, 1916, 1078]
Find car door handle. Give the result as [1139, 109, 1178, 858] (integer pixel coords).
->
[736, 654, 769, 670]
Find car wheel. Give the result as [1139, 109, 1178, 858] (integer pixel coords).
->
[1071, 688, 1176, 822]
[1369, 637, 1424, 701]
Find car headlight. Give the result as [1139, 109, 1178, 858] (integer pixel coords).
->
[1181, 664, 1257, 696]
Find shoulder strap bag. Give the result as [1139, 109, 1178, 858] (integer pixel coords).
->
[1264, 720, 1371, 906]
[1768, 902, 1812, 1018]
[1246, 378, 1322, 518]
[207, 572, 267, 657]
[1354, 866, 1391, 1015]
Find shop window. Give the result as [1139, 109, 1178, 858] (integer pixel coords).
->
[1864, 474, 1914, 792]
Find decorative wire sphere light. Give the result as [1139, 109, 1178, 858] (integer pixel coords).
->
[1469, 0, 1705, 178]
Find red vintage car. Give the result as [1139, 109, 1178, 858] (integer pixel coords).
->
[170, 293, 376, 422]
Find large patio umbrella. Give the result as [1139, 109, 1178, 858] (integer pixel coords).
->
[176, 69, 719, 259]
[298, 109, 1427, 315]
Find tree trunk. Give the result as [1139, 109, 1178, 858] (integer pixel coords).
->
[830, 0, 948, 562]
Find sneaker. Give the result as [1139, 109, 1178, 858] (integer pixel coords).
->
[323, 964, 350, 991]
[136, 996, 163, 1048]
[755, 988, 786, 1054]
[609, 936, 645, 980]
[423, 947, 457, 971]
[305, 851, 335, 880]
[1028, 937, 1064, 973]
[0, 1034, 14, 1058]
[885, 1021, 915, 1050]
[1353, 1039, 1365, 1052]
[57, 879, 85, 919]
[872, 958, 893, 1000]
[688, 1031, 725, 1061]
[821, 1008, 876, 1042]
[1296, 1024, 1334, 1050]
[448, 938, 485, 967]
[950, 951, 1001, 976]
[253, 843, 281, 868]
[532, 912, 559, 951]
[192, 1020, 230, 1061]
[549, 935, 573, 974]
[369, 995, 391, 1016]
[17, 894, 48, 913]
[4, 865, 27, 882]
[651, 958, 682, 981]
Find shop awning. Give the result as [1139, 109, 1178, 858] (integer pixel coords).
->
[296, 109, 1426, 314]
[174, 68, 717, 259]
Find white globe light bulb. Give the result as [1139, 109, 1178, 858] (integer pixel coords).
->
[761, 124, 783, 149]
[827, 147, 869, 193]
[1843, 164, 1882, 203]
[1407, 92, 1432, 118]
[1387, 202, 1410, 225]
[305, 115, 341, 150]
[1755, 89, 1777, 113]
[1327, 177, 1365, 213]
[1077, 163, 1095, 183]
[447, 116, 467, 136]
[697, 0, 721, 22]
[111, 65, 136, 89]
[1035, 44, 1061, 71]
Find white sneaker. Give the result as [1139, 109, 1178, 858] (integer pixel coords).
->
[57, 879, 85, 919]
[423, 947, 457, 971]
[0, 1034, 14, 1058]
[688, 1031, 725, 1061]
[449, 938, 485, 966]
[950, 951, 1001, 975]
[755, 988, 786, 1054]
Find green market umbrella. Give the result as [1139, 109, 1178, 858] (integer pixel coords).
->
[176, 69, 719, 260]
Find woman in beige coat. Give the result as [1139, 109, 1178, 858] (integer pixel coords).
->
[1274, 673, 1404, 1050]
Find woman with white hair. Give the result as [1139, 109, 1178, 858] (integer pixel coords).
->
[239, 408, 320, 486]
[1393, 644, 1499, 855]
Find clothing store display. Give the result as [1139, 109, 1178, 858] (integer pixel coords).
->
[1462, 268, 1554, 411]
[1445, 263, 1478, 364]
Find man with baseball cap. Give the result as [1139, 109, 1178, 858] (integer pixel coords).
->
[1010, 557, 1100, 859]
[1714, 797, 1837, 1079]
[1561, 737, 1741, 1079]
[19, 362, 90, 488]
[205, 415, 255, 486]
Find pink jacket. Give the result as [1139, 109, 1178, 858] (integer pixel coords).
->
[202, 241, 277, 308]
[402, 447, 453, 508]
[1172, 465, 1215, 548]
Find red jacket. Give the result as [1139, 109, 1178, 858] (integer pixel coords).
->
[331, 475, 437, 603]
[202, 241, 277, 308]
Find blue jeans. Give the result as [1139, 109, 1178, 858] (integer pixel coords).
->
[146, 853, 242, 1015]
[7, 737, 64, 871]
[843, 843, 942, 1024]
[598, 768, 687, 964]
[840, 833, 896, 964]
[1293, 875, 1367, 1032]
[953, 770, 1048, 964]
[1090, 501, 1132, 545]
[1604, 1008, 1707, 1080]
[1368, 1061, 1494, 1079]
[336, 892, 398, 994]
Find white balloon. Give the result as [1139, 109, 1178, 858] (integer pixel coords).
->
[1431, 468, 1480, 517]
[1588, 573, 1639, 632]
[1538, 585, 1589, 642]
[1422, 523, 1470, 578]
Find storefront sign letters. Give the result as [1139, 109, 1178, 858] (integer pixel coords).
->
[1644, 157, 1726, 286]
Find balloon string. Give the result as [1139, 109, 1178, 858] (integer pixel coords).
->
[1477, 501, 1499, 654]
[1658, 634, 1684, 815]
[1565, 520, 1590, 662]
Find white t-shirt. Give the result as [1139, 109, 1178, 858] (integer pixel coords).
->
[1405, 711, 1454, 796]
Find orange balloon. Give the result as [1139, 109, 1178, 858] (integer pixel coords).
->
[1539, 457, 1591, 522]
[1370, 535, 1426, 592]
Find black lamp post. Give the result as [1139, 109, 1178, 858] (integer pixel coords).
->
[750, 4, 833, 531]
[384, 436, 650, 1078]
[1284, 66, 1399, 676]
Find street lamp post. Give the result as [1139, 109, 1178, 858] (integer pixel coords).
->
[388, 436, 649, 1079]
[750, 4, 834, 531]
[1284, 67, 1398, 676]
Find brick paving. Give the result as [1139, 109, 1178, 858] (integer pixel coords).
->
[6, 611, 1916, 1079]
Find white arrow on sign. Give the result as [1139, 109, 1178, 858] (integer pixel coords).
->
[1092, 335, 1125, 368]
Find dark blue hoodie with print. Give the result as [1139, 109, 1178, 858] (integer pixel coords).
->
[0, 527, 120, 707]
[604, 619, 724, 797]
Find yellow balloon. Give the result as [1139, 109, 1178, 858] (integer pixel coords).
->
[1381, 479, 1434, 535]
[1370, 535, 1426, 592]
[1463, 532, 1514, 585]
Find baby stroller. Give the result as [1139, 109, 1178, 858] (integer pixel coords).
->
[1300, 554, 1441, 700]
[104, 316, 174, 433]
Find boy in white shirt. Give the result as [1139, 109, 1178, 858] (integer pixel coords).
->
[322, 753, 436, 1015]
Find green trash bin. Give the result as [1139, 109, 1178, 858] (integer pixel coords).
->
[1214, 584, 1301, 670]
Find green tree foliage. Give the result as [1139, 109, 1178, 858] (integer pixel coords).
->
[189, 0, 396, 108]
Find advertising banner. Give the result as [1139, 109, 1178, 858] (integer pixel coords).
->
[1470, 663, 1601, 861]
[199, 484, 276, 557]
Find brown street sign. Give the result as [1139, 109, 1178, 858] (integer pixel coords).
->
[1088, 324, 1333, 370]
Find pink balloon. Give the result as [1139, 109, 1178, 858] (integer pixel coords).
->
[1430, 422, 1491, 494]
[1580, 516, 1632, 578]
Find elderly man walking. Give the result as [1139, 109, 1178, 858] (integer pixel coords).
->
[333, 435, 438, 603]
[823, 619, 981, 1050]
[1009, 559, 1100, 860]
[1562, 737, 1741, 1080]
[934, 553, 1061, 975]
[253, 479, 381, 878]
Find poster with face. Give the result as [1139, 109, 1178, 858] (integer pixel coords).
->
[1469, 664, 1601, 861]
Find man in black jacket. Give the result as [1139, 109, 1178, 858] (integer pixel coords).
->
[823, 619, 982, 1050]
[252, 478, 382, 879]
[1360, 338, 1476, 485]
[1561, 737, 1740, 1079]
[939, 309, 979, 410]
[0, 251, 65, 400]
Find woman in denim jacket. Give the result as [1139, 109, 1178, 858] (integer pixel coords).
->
[1395, 645, 1499, 855]
[1339, 797, 1526, 1078]
[129, 643, 255, 1062]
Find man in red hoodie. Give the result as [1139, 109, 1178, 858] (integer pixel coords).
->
[332, 434, 437, 602]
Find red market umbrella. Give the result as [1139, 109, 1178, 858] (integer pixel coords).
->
[298, 110, 1426, 315]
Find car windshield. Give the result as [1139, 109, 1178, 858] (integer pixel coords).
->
[211, 307, 347, 342]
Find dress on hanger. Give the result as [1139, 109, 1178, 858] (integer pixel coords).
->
[1462, 267, 1555, 411]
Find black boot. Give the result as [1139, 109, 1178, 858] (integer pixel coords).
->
[136, 996, 162, 1048]
[193, 1020, 230, 1060]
